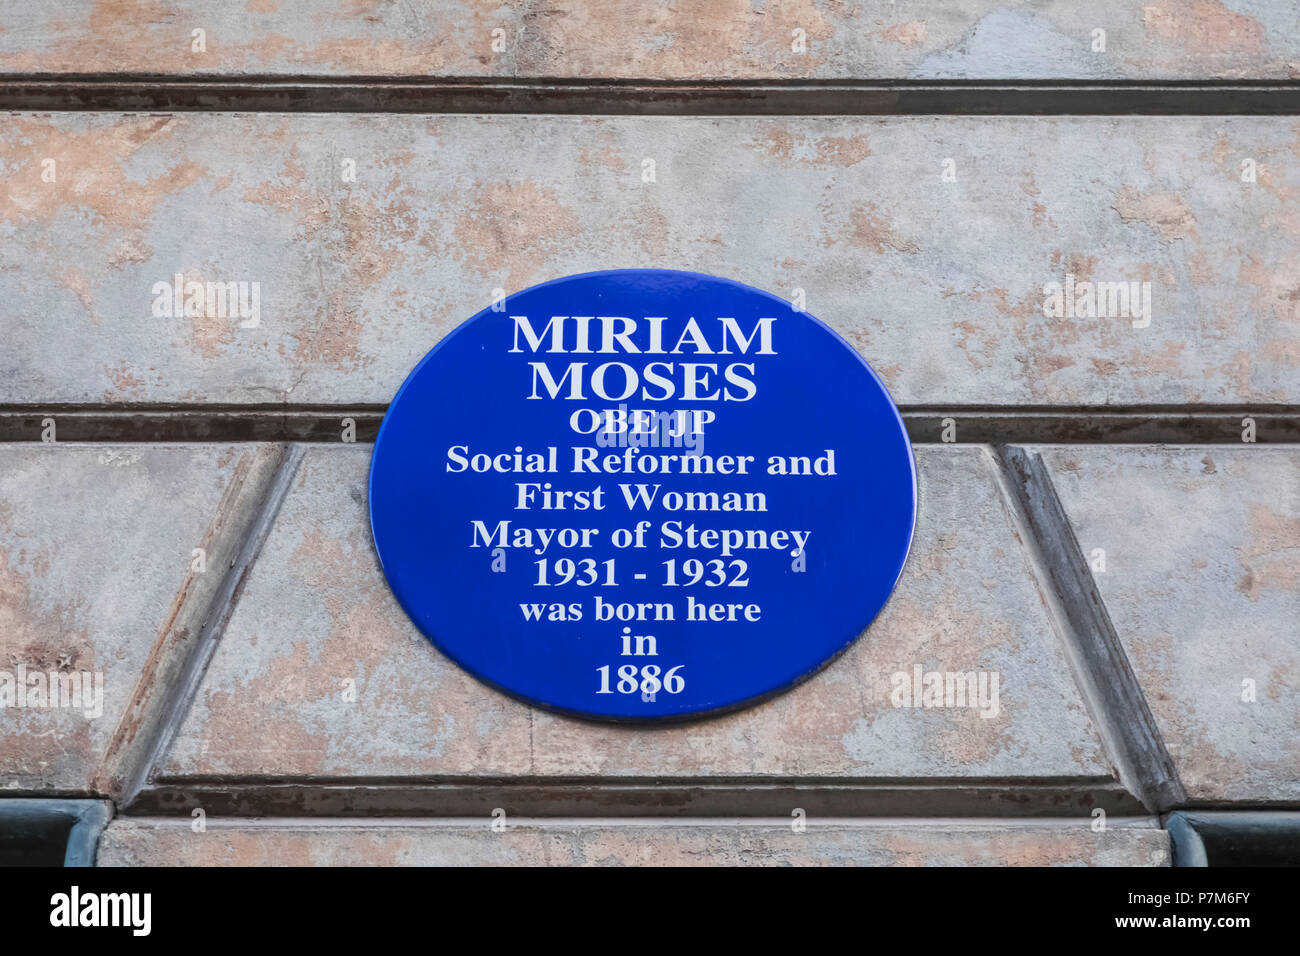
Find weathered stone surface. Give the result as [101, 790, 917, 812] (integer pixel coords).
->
[1, 1, 1296, 80]
[97, 818, 1170, 866]
[4, 114, 1297, 408]
[1041, 446, 1300, 803]
[0, 444, 263, 793]
[163, 443, 1111, 782]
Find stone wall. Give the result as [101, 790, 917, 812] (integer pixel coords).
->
[1, 1, 1297, 866]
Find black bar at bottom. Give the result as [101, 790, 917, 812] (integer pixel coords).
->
[0, 865, 1284, 940]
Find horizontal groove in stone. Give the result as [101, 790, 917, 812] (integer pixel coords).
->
[0, 406, 1296, 444]
[113, 814, 1165, 828]
[126, 780, 1145, 818]
[4, 79, 1300, 114]
[148, 772, 1116, 786]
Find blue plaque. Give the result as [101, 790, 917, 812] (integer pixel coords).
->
[369, 270, 915, 720]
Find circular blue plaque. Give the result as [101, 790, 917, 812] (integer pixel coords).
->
[370, 270, 915, 721]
